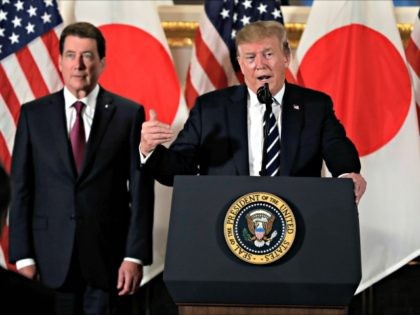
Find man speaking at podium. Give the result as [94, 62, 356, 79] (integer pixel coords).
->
[140, 20, 366, 204]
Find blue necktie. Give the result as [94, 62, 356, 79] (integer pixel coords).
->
[263, 102, 280, 176]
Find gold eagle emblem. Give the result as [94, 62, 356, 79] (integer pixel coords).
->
[246, 210, 278, 248]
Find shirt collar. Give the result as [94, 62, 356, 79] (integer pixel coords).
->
[248, 88, 260, 109]
[273, 84, 285, 106]
[247, 83, 285, 108]
[63, 84, 100, 110]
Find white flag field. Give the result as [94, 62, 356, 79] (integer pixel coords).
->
[292, 0, 420, 293]
[58, 0, 188, 284]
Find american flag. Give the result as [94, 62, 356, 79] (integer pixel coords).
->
[0, 0, 63, 172]
[0, 0, 63, 269]
[405, 9, 420, 131]
[184, 0, 286, 108]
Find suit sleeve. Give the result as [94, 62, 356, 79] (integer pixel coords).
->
[127, 106, 154, 265]
[321, 96, 361, 177]
[9, 106, 35, 263]
[145, 100, 203, 186]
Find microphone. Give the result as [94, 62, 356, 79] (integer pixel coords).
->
[257, 83, 273, 134]
[257, 83, 273, 107]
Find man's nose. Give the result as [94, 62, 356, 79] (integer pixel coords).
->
[75, 55, 86, 69]
[255, 54, 266, 69]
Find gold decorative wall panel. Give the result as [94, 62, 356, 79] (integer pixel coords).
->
[161, 22, 414, 49]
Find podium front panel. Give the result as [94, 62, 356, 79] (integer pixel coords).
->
[163, 176, 361, 307]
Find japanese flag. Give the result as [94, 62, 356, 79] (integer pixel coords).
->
[295, 0, 420, 293]
[59, 0, 188, 284]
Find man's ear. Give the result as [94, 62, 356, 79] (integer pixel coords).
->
[99, 57, 106, 74]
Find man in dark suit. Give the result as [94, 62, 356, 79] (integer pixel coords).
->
[140, 20, 366, 203]
[9, 22, 154, 315]
[0, 164, 56, 314]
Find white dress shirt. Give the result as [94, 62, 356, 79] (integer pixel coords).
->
[247, 85, 285, 176]
[63, 85, 98, 139]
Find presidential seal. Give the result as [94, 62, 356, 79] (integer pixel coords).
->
[223, 192, 296, 265]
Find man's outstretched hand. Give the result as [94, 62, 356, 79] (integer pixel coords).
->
[140, 109, 173, 156]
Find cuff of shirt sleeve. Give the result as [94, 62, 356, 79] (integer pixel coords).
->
[139, 144, 154, 164]
[124, 257, 143, 265]
[338, 173, 349, 178]
[16, 258, 36, 270]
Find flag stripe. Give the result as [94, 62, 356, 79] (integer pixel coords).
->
[2, 55, 36, 106]
[32, 33, 62, 92]
[0, 65, 21, 123]
[406, 38, 420, 78]
[188, 45, 215, 101]
[184, 66, 199, 109]
[0, 134, 12, 172]
[41, 27, 62, 79]
[405, 9, 420, 132]
[16, 47, 50, 99]
[0, 225, 16, 270]
[0, 96, 16, 155]
[195, 28, 228, 90]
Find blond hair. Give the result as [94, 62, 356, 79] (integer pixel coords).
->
[235, 20, 290, 57]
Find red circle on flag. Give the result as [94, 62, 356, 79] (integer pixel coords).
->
[297, 24, 411, 156]
[98, 24, 180, 124]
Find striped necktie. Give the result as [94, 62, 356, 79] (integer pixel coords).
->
[70, 101, 86, 173]
[263, 101, 280, 176]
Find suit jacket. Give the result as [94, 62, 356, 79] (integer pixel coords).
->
[0, 267, 56, 314]
[9, 87, 154, 290]
[147, 82, 361, 186]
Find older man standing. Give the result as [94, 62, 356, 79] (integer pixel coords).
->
[9, 22, 154, 315]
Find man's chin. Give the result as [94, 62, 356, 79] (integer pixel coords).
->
[66, 84, 89, 98]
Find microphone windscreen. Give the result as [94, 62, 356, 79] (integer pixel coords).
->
[257, 83, 272, 105]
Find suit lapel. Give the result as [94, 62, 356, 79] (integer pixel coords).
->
[280, 83, 304, 175]
[226, 85, 249, 175]
[79, 88, 115, 178]
[47, 91, 77, 177]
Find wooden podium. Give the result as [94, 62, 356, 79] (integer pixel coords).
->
[164, 176, 361, 315]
